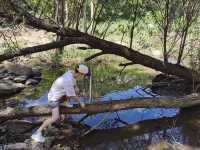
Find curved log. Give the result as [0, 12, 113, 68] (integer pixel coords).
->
[1, 96, 200, 120]
[0, 1, 199, 82]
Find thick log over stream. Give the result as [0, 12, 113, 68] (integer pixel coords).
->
[1, 95, 200, 121]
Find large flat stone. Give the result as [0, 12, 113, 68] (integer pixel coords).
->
[3, 61, 33, 77]
[0, 80, 25, 97]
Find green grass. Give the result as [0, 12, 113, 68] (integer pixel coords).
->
[14, 51, 156, 100]
[4, 17, 163, 100]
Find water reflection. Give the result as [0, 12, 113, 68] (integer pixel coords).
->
[83, 128, 185, 150]
[81, 109, 200, 149]
[19, 86, 178, 129]
[19, 86, 190, 149]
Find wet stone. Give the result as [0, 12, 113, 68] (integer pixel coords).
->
[0, 68, 7, 74]
[3, 76, 14, 81]
[32, 66, 42, 77]
[13, 76, 27, 83]
[25, 79, 39, 85]
[5, 63, 33, 77]
[0, 80, 25, 97]
[0, 62, 42, 97]
[0, 74, 6, 79]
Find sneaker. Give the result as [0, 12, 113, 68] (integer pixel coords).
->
[31, 132, 45, 143]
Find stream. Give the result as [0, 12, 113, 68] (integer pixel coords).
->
[1, 65, 200, 149]
[17, 86, 192, 150]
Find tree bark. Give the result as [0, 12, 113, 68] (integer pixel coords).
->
[54, 0, 65, 53]
[1, 96, 200, 120]
[0, 37, 83, 61]
[1, 0, 200, 83]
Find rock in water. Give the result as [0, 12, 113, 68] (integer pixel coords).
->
[0, 80, 25, 97]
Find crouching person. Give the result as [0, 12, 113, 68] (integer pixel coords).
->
[31, 64, 90, 143]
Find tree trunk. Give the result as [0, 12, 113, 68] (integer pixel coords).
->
[1, 96, 200, 120]
[90, 0, 95, 33]
[54, 0, 65, 53]
[83, 0, 87, 32]
[1, 1, 200, 83]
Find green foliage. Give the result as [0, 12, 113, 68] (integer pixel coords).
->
[2, 0, 200, 75]
[20, 67, 65, 99]
[62, 46, 98, 59]
[29, 0, 53, 17]
[17, 61, 153, 99]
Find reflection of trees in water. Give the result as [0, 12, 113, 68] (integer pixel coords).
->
[85, 128, 185, 150]
[100, 119, 119, 129]
[86, 126, 200, 150]
[83, 109, 200, 149]
[182, 124, 200, 147]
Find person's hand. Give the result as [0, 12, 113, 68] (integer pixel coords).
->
[60, 114, 65, 121]
[80, 102, 86, 109]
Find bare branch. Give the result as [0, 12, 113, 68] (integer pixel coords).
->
[1, 1, 200, 83]
[75, 0, 86, 30]
[0, 37, 86, 61]
[84, 52, 104, 61]
[77, 46, 93, 50]
[119, 62, 135, 67]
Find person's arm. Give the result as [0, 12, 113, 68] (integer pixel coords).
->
[65, 84, 85, 108]
[74, 86, 80, 95]
[69, 96, 85, 108]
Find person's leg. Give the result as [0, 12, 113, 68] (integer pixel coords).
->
[31, 107, 60, 142]
[37, 106, 60, 133]
[31, 101, 60, 142]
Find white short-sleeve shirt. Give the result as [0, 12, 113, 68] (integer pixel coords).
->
[48, 70, 76, 102]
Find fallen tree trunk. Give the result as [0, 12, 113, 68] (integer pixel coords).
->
[0, 37, 87, 61]
[1, 96, 200, 120]
[0, 0, 199, 83]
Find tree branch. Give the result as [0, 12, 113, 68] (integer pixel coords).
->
[0, 37, 86, 62]
[119, 62, 135, 67]
[1, 1, 200, 82]
[84, 52, 104, 61]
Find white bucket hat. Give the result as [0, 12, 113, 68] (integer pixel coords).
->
[77, 64, 90, 75]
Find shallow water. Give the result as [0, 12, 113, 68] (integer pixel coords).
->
[19, 86, 178, 129]
[0, 50, 198, 149]
[17, 86, 197, 150]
